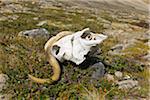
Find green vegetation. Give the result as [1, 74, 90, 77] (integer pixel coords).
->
[0, 2, 149, 99]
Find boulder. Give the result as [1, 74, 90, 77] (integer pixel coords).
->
[91, 62, 105, 79]
[18, 28, 50, 38]
[117, 79, 138, 90]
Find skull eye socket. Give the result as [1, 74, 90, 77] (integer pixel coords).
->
[88, 35, 93, 40]
[87, 35, 91, 39]
[93, 37, 96, 40]
[53, 45, 60, 55]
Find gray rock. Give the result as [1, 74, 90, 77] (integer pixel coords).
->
[108, 44, 124, 55]
[0, 74, 8, 92]
[18, 28, 50, 38]
[117, 79, 138, 90]
[114, 71, 123, 78]
[91, 62, 105, 79]
[111, 44, 124, 51]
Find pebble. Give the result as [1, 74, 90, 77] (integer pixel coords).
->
[114, 71, 123, 78]
[0, 74, 8, 92]
[105, 74, 115, 82]
[123, 75, 131, 80]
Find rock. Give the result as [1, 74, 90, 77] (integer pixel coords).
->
[143, 52, 150, 66]
[110, 44, 124, 53]
[87, 19, 95, 22]
[18, 28, 50, 38]
[111, 44, 124, 51]
[108, 44, 125, 55]
[36, 20, 48, 26]
[114, 71, 123, 78]
[123, 75, 131, 80]
[33, 17, 39, 20]
[91, 62, 105, 79]
[105, 74, 115, 82]
[117, 79, 138, 90]
[0, 74, 8, 92]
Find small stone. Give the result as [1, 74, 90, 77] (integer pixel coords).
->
[111, 44, 124, 51]
[87, 19, 95, 22]
[109, 44, 124, 55]
[117, 79, 138, 90]
[91, 62, 105, 79]
[114, 71, 123, 78]
[18, 28, 50, 38]
[0, 74, 8, 92]
[33, 17, 39, 20]
[36, 20, 48, 26]
[123, 75, 131, 80]
[105, 74, 114, 82]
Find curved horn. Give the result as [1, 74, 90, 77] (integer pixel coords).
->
[28, 31, 73, 84]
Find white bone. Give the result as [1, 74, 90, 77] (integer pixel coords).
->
[51, 28, 107, 65]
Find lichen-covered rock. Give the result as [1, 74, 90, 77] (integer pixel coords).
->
[117, 79, 138, 90]
[18, 28, 50, 38]
[91, 62, 105, 79]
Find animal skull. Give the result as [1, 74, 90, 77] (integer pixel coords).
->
[28, 28, 108, 84]
[51, 28, 108, 65]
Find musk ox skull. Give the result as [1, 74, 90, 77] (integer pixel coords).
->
[52, 28, 108, 65]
